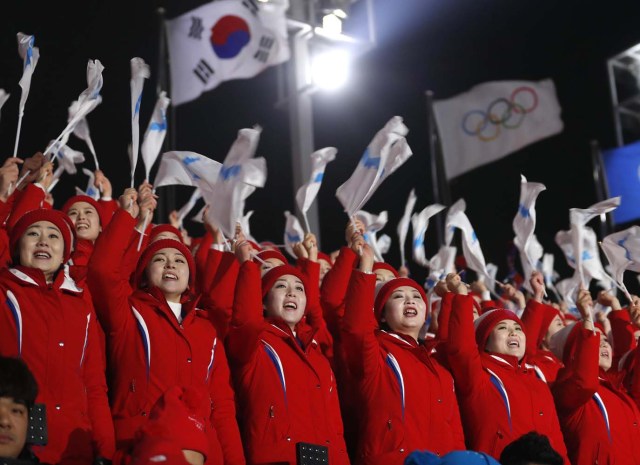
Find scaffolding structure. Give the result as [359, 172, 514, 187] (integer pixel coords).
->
[608, 43, 640, 146]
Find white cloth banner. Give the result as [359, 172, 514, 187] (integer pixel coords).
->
[397, 189, 417, 267]
[556, 226, 613, 288]
[433, 79, 563, 179]
[129, 57, 150, 185]
[602, 226, 640, 273]
[355, 210, 389, 263]
[336, 116, 412, 216]
[446, 208, 490, 281]
[411, 203, 446, 267]
[284, 210, 305, 258]
[166, 0, 290, 106]
[425, 245, 457, 289]
[16, 33, 39, 118]
[141, 91, 171, 180]
[154, 151, 223, 189]
[295, 147, 337, 213]
[0, 90, 10, 124]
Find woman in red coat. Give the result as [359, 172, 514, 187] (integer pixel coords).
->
[226, 235, 349, 465]
[340, 243, 464, 465]
[0, 208, 115, 464]
[86, 187, 244, 465]
[551, 288, 640, 465]
[444, 273, 569, 462]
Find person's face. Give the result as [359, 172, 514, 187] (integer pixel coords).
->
[598, 329, 613, 371]
[485, 319, 526, 360]
[542, 315, 565, 348]
[374, 268, 396, 283]
[382, 286, 427, 339]
[0, 397, 28, 459]
[18, 221, 65, 281]
[264, 274, 307, 330]
[66, 201, 101, 241]
[318, 258, 332, 285]
[259, 258, 285, 277]
[145, 248, 190, 302]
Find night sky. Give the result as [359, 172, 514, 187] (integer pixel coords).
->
[2, 0, 640, 292]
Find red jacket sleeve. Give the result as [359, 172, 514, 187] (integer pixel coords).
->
[203, 251, 238, 340]
[83, 308, 116, 458]
[297, 258, 333, 359]
[552, 326, 600, 411]
[521, 299, 547, 355]
[87, 209, 137, 332]
[340, 269, 380, 380]
[208, 337, 246, 465]
[7, 183, 46, 231]
[98, 198, 118, 226]
[226, 260, 264, 365]
[608, 309, 637, 363]
[320, 246, 357, 337]
[194, 231, 214, 293]
[447, 294, 488, 397]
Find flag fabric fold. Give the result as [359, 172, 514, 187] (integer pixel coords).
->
[176, 188, 203, 228]
[425, 245, 457, 289]
[555, 226, 613, 289]
[16, 32, 39, 119]
[295, 147, 337, 215]
[130, 57, 150, 186]
[397, 189, 417, 267]
[283, 210, 305, 258]
[0, 90, 10, 123]
[166, 0, 290, 106]
[354, 210, 389, 262]
[336, 116, 412, 217]
[141, 91, 171, 180]
[433, 79, 563, 179]
[154, 151, 223, 189]
[445, 204, 491, 281]
[411, 203, 446, 267]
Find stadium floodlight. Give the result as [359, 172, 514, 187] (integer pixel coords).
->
[311, 48, 350, 90]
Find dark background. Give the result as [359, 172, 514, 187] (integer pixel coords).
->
[2, 0, 640, 293]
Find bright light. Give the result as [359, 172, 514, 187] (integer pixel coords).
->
[311, 49, 350, 90]
[322, 13, 343, 36]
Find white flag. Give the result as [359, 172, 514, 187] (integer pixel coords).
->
[284, 210, 305, 258]
[336, 116, 412, 216]
[79, 168, 100, 200]
[355, 210, 389, 262]
[202, 127, 267, 237]
[397, 189, 417, 267]
[446, 208, 491, 281]
[48, 60, 104, 158]
[176, 188, 203, 227]
[433, 79, 563, 179]
[47, 143, 86, 193]
[70, 104, 99, 170]
[240, 210, 257, 244]
[154, 151, 222, 189]
[130, 57, 150, 186]
[556, 273, 581, 310]
[569, 197, 620, 286]
[295, 147, 337, 213]
[377, 234, 392, 256]
[0, 90, 10, 123]
[600, 238, 632, 301]
[166, 0, 290, 106]
[542, 253, 557, 289]
[601, 226, 640, 273]
[556, 226, 613, 287]
[425, 245, 457, 288]
[444, 198, 467, 247]
[411, 204, 446, 267]
[16, 33, 39, 119]
[141, 91, 170, 180]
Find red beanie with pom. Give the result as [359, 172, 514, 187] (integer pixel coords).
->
[255, 249, 288, 265]
[261, 265, 306, 299]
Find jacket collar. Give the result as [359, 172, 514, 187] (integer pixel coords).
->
[7, 265, 83, 294]
[133, 286, 200, 323]
[379, 329, 419, 348]
[265, 317, 317, 349]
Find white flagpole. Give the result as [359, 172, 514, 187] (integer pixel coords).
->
[302, 211, 312, 235]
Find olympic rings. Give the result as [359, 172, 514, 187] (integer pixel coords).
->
[461, 86, 539, 140]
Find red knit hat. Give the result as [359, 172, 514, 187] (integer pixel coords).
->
[372, 261, 399, 278]
[61, 195, 109, 228]
[373, 277, 428, 323]
[255, 249, 288, 265]
[10, 209, 75, 264]
[473, 308, 524, 350]
[536, 303, 564, 347]
[134, 239, 196, 290]
[149, 224, 184, 244]
[317, 251, 333, 265]
[261, 265, 306, 299]
[132, 386, 210, 463]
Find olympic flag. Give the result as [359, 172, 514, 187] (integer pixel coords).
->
[166, 0, 290, 106]
[433, 79, 563, 179]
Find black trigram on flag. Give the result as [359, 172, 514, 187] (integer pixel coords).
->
[254, 35, 275, 63]
[188, 16, 204, 40]
[193, 59, 215, 84]
[242, 0, 259, 16]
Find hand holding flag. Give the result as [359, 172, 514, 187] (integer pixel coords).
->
[284, 211, 305, 258]
[154, 151, 223, 189]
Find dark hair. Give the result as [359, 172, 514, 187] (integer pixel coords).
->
[500, 431, 563, 465]
[0, 356, 38, 408]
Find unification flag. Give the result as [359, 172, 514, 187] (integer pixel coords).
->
[446, 205, 491, 281]
[601, 226, 640, 273]
[411, 203, 446, 267]
[433, 79, 563, 179]
[0, 90, 10, 124]
[396, 189, 417, 267]
[425, 245, 457, 289]
[166, 0, 290, 106]
[130, 57, 150, 186]
[283, 210, 304, 258]
[602, 140, 640, 224]
[141, 91, 171, 180]
[154, 151, 223, 189]
[295, 147, 337, 214]
[16, 33, 39, 119]
[354, 210, 389, 262]
[555, 226, 613, 288]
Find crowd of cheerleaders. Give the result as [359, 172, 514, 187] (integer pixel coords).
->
[0, 152, 639, 465]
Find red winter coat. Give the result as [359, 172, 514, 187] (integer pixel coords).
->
[340, 270, 464, 465]
[520, 299, 564, 383]
[0, 265, 115, 464]
[553, 326, 640, 465]
[87, 209, 245, 465]
[226, 260, 349, 465]
[447, 293, 569, 462]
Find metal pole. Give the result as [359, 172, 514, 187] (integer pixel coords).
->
[607, 59, 624, 147]
[590, 139, 613, 236]
[287, 26, 321, 246]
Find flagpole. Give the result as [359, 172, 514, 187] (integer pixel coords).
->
[425, 90, 450, 246]
[590, 140, 613, 237]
